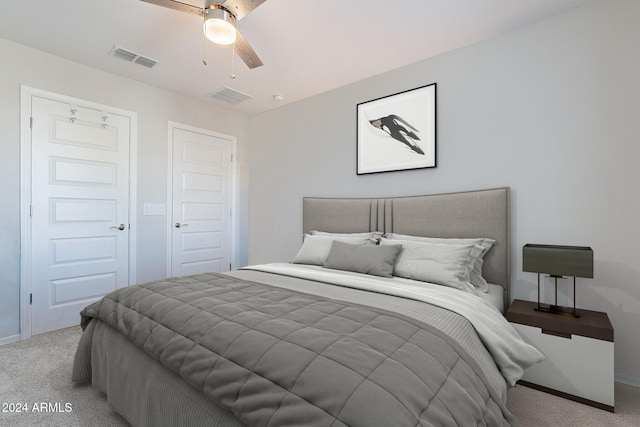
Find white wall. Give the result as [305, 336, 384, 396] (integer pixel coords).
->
[0, 38, 251, 341]
[249, 0, 640, 384]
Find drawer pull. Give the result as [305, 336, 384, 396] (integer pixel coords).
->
[542, 329, 572, 339]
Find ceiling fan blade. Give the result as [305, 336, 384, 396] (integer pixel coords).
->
[221, 0, 267, 20]
[235, 29, 263, 69]
[139, 0, 203, 16]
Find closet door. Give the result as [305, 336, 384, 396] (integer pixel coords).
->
[30, 96, 131, 334]
[169, 126, 234, 276]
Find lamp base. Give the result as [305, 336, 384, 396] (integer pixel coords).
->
[535, 303, 580, 318]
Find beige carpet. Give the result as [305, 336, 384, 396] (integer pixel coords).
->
[507, 381, 640, 427]
[0, 326, 127, 427]
[1, 326, 638, 427]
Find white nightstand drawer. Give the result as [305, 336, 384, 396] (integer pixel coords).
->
[513, 322, 614, 407]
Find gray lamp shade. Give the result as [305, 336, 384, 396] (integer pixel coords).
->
[523, 244, 593, 278]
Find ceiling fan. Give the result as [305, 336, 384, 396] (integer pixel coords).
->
[140, 0, 267, 69]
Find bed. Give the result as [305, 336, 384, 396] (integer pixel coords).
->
[72, 187, 543, 427]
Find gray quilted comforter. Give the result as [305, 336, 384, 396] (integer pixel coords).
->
[76, 272, 518, 427]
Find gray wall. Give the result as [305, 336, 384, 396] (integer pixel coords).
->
[249, 0, 640, 384]
[0, 38, 251, 341]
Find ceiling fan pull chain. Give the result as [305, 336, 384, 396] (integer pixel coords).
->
[230, 43, 236, 79]
[202, 17, 208, 66]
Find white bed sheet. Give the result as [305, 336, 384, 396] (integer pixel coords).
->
[484, 283, 505, 313]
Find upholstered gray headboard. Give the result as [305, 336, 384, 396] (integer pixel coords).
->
[303, 187, 510, 305]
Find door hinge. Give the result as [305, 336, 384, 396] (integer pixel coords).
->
[30, 117, 33, 129]
[230, 263, 232, 270]
[231, 154, 234, 162]
[30, 205, 33, 217]
[30, 293, 32, 305]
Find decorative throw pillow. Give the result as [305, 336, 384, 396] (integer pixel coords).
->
[324, 240, 402, 277]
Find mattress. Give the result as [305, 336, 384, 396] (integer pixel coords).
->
[73, 265, 542, 427]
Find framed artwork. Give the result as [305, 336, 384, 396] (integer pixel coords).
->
[357, 83, 436, 175]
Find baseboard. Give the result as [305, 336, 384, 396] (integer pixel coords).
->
[616, 373, 640, 388]
[0, 334, 21, 346]
[517, 380, 614, 412]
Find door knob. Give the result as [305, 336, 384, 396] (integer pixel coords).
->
[110, 224, 126, 230]
[175, 222, 189, 228]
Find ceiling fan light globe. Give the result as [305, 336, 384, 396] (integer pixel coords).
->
[204, 8, 237, 45]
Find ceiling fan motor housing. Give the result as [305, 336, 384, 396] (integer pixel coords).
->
[204, 4, 237, 45]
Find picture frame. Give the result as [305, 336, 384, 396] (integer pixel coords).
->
[356, 83, 436, 175]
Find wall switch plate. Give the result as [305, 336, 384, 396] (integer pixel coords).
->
[144, 203, 166, 216]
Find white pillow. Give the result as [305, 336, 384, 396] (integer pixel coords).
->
[384, 233, 495, 292]
[292, 234, 373, 266]
[310, 230, 382, 244]
[380, 238, 483, 293]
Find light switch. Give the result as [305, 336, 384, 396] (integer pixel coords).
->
[144, 203, 166, 216]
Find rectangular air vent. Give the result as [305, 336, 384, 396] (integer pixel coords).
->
[209, 87, 253, 104]
[133, 56, 159, 68]
[109, 46, 159, 69]
[111, 47, 137, 62]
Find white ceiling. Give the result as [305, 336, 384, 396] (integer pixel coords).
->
[0, 0, 597, 115]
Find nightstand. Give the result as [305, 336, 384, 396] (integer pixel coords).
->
[507, 299, 614, 412]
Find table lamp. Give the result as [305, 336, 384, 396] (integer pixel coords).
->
[523, 244, 593, 317]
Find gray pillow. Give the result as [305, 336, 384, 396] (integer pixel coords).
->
[324, 241, 402, 277]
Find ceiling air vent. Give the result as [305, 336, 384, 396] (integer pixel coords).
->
[133, 56, 159, 68]
[209, 87, 253, 104]
[109, 45, 159, 69]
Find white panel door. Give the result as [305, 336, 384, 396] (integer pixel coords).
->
[30, 96, 130, 335]
[170, 127, 233, 276]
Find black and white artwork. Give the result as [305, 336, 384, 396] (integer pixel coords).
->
[357, 83, 436, 174]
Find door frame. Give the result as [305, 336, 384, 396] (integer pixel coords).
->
[19, 85, 138, 340]
[166, 121, 238, 277]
